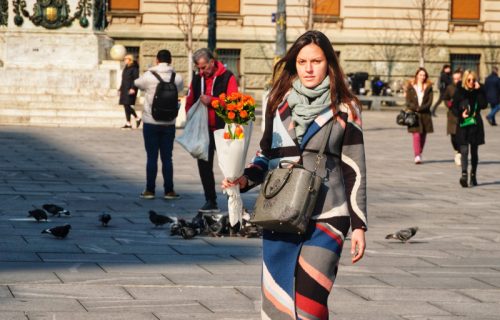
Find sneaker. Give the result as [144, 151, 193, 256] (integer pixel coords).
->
[140, 190, 155, 199]
[454, 153, 461, 166]
[164, 191, 180, 200]
[136, 118, 142, 128]
[121, 124, 132, 130]
[414, 155, 422, 164]
[486, 116, 494, 126]
[198, 201, 220, 213]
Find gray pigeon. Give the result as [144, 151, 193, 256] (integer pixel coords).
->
[28, 209, 48, 222]
[99, 214, 112, 227]
[149, 210, 174, 227]
[385, 227, 418, 242]
[42, 224, 71, 239]
[42, 204, 70, 217]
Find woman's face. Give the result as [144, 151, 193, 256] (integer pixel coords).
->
[416, 70, 426, 84]
[465, 74, 476, 89]
[296, 43, 328, 89]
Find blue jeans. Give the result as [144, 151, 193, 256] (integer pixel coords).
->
[488, 103, 500, 120]
[142, 123, 175, 194]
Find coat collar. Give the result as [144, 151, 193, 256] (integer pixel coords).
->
[276, 100, 334, 150]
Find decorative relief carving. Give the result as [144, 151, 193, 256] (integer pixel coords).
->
[13, 0, 92, 29]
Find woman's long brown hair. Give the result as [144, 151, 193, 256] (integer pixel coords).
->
[267, 30, 360, 117]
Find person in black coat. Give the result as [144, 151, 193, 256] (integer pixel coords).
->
[119, 54, 141, 129]
[431, 64, 452, 117]
[484, 66, 500, 126]
[451, 70, 488, 187]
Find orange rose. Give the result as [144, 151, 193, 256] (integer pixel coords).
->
[234, 125, 243, 136]
[226, 104, 235, 111]
[211, 100, 219, 108]
[223, 131, 231, 139]
[219, 93, 226, 100]
[228, 111, 236, 120]
[239, 110, 248, 118]
[236, 102, 244, 111]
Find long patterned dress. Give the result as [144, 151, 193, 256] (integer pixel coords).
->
[243, 100, 367, 320]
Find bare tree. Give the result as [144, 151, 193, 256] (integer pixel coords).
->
[485, 27, 500, 72]
[369, 27, 402, 83]
[175, 0, 206, 83]
[407, 0, 445, 67]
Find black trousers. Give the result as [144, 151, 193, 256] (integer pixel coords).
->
[460, 144, 479, 174]
[431, 97, 444, 114]
[123, 105, 138, 122]
[451, 134, 459, 152]
[197, 130, 217, 202]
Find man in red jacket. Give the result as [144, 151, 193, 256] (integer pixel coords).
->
[185, 48, 238, 213]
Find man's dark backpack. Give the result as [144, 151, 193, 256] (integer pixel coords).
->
[150, 71, 178, 121]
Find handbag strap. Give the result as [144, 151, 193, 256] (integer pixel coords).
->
[312, 120, 333, 174]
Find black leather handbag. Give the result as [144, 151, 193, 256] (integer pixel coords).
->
[396, 109, 418, 127]
[250, 121, 332, 234]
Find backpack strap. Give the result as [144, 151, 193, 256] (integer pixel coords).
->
[150, 71, 164, 83]
[169, 72, 176, 84]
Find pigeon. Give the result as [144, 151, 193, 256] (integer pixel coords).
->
[99, 213, 112, 227]
[41, 224, 71, 239]
[28, 209, 48, 222]
[149, 210, 174, 227]
[42, 204, 70, 217]
[385, 227, 419, 242]
[180, 226, 197, 239]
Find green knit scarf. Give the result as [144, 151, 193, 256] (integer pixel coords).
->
[287, 76, 331, 143]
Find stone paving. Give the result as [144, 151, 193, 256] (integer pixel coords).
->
[0, 109, 499, 320]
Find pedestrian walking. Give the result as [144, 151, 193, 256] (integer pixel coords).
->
[406, 67, 434, 164]
[443, 69, 463, 166]
[185, 48, 238, 213]
[431, 64, 452, 117]
[222, 30, 367, 320]
[451, 70, 488, 187]
[119, 54, 141, 129]
[484, 66, 500, 126]
[134, 50, 184, 199]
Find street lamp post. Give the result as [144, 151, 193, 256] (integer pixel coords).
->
[275, 0, 286, 59]
[208, 0, 217, 52]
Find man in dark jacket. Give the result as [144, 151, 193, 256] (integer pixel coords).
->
[185, 48, 238, 213]
[484, 66, 500, 126]
[431, 64, 452, 117]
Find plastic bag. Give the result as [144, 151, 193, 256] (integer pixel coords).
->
[175, 99, 209, 161]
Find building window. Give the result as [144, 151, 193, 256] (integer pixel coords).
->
[450, 54, 481, 77]
[451, 0, 480, 21]
[109, 0, 139, 11]
[216, 49, 241, 85]
[314, 0, 340, 17]
[217, 0, 240, 14]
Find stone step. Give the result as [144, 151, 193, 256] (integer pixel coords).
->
[0, 93, 117, 104]
[0, 114, 125, 127]
[0, 108, 124, 118]
[3, 101, 126, 110]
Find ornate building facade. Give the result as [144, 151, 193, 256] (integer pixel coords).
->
[87, 0, 500, 97]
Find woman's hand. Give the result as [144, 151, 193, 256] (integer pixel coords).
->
[221, 176, 248, 190]
[462, 109, 469, 118]
[351, 228, 366, 264]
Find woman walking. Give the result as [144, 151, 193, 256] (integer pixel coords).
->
[406, 68, 434, 164]
[222, 30, 367, 319]
[119, 54, 141, 129]
[451, 70, 487, 187]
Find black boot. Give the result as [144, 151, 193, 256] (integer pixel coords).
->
[459, 172, 468, 188]
[470, 172, 478, 186]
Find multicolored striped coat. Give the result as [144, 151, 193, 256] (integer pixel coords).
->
[243, 98, 367, 320]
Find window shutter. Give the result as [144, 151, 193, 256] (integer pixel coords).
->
[452, 0, 480, 20]
[109, 0, 139, 11]
[217, 0, 240, 14]
[314, 0, 340, 17]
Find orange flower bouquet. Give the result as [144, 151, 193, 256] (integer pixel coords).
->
[212, 92, 255, 227]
